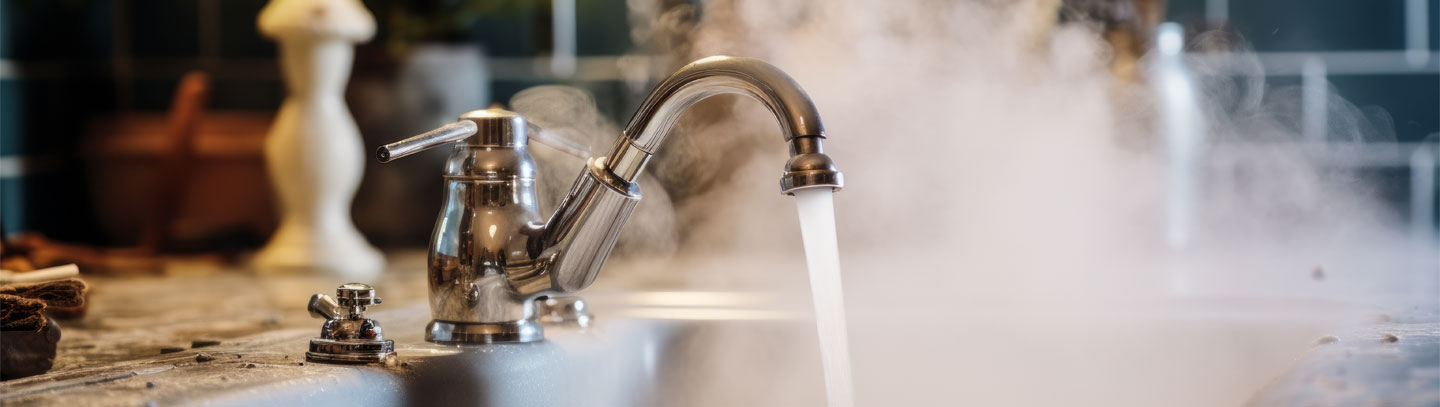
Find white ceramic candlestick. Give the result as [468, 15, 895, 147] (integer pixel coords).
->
[254, 0, 383, 278]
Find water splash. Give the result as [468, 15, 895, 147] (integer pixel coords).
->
[793, 188, 853, 407]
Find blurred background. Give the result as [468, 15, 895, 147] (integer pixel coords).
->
[0, 1, 1437, 405]
[1, 0, 1434, 254]
[2, 0, 643, 251]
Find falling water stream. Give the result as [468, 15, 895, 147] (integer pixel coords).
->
[793, 188, 854, 407]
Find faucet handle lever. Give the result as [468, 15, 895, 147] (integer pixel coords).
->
[377, 120, 478, 162]
[308, 293, 341, 320]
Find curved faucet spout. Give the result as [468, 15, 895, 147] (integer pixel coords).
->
[532, 56, 844, 294]
[624, 56, 826, 152]
[599, 56, 843, 193]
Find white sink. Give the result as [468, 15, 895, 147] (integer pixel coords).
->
[191, 291, 1375, 407]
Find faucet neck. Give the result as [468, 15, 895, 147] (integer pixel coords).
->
[534, 56, 843, 295]
[601, 56, 830, 183]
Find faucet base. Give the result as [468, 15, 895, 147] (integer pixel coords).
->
[425, 319, 544, 344]
[306, 338, 397, 365]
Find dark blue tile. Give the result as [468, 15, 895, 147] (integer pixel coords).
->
[1, 178, 26, 234]
[1431, 1, 1439, 51]
[1163, 0, 1208, 24]
[1230, 0, 1408, 52]
[465, 3, 546, 56]
[0, 79, 23, 156]
[576, 0, 632, 56]
[1328, 74, 1440, 143]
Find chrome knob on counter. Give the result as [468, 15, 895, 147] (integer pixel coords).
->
[305, 283, 397, 365]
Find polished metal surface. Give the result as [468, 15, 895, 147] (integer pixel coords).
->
[609, 56, 844, 194]
[535, 296, 592, 328]
[306, 283, 397, 364]
[459, 109, 529, 147]
[307, 339, 397, 364]
[307, 291, 342, 320]
[380, 56, 844, 344]
[335, 283, 379, 304]
[532, 159, 642, 293]
[426, 319, 544, 344]
[621, 56, 825, 152]
[780, 150, 845, 194]
[379, 107, 549, 343]
[377, 120, 477, 163]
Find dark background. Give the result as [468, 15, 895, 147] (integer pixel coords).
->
[1, 0, 1436, 246]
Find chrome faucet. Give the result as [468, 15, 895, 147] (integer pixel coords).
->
[378, 56, 843, 343]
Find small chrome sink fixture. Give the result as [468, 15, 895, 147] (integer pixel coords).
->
[376, 56, 844, 344]
[305, 283, 397, 365]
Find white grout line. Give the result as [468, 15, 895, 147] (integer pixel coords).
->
[1194, 50, 1440, 76]
[1405, 0, 1432, 67]
[0, 154, 61, 179]
[550, 0, 578, 78]
[0, 156, 18, 178]
[1206, 0, 1229, 23]
[0, 60, 15, 79]
[1301, 56, 1328, 142]
[1209, 142, 1440, 167]
[1410, 145, 1437, 243]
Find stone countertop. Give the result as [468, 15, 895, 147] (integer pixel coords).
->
[1247, 307, 1440, 407]
[0, 252, 721, 407]
[0, 262, 433, 407]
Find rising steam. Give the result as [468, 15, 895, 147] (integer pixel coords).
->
[516, 0, 1432, 405]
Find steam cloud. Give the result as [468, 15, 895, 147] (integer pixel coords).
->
[516, 0, 1434, 405]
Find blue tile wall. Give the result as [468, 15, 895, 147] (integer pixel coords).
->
[1167, 0, 1439, 52]
[1229, 1, 1409, 52]
[1328, 74, 1440, 143]
[577, 0, 634, 56]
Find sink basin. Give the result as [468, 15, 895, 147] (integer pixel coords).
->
[192, 291, 1372, 407]
[844, 298, 1371, 407]
[4, 251, 1419, 407]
